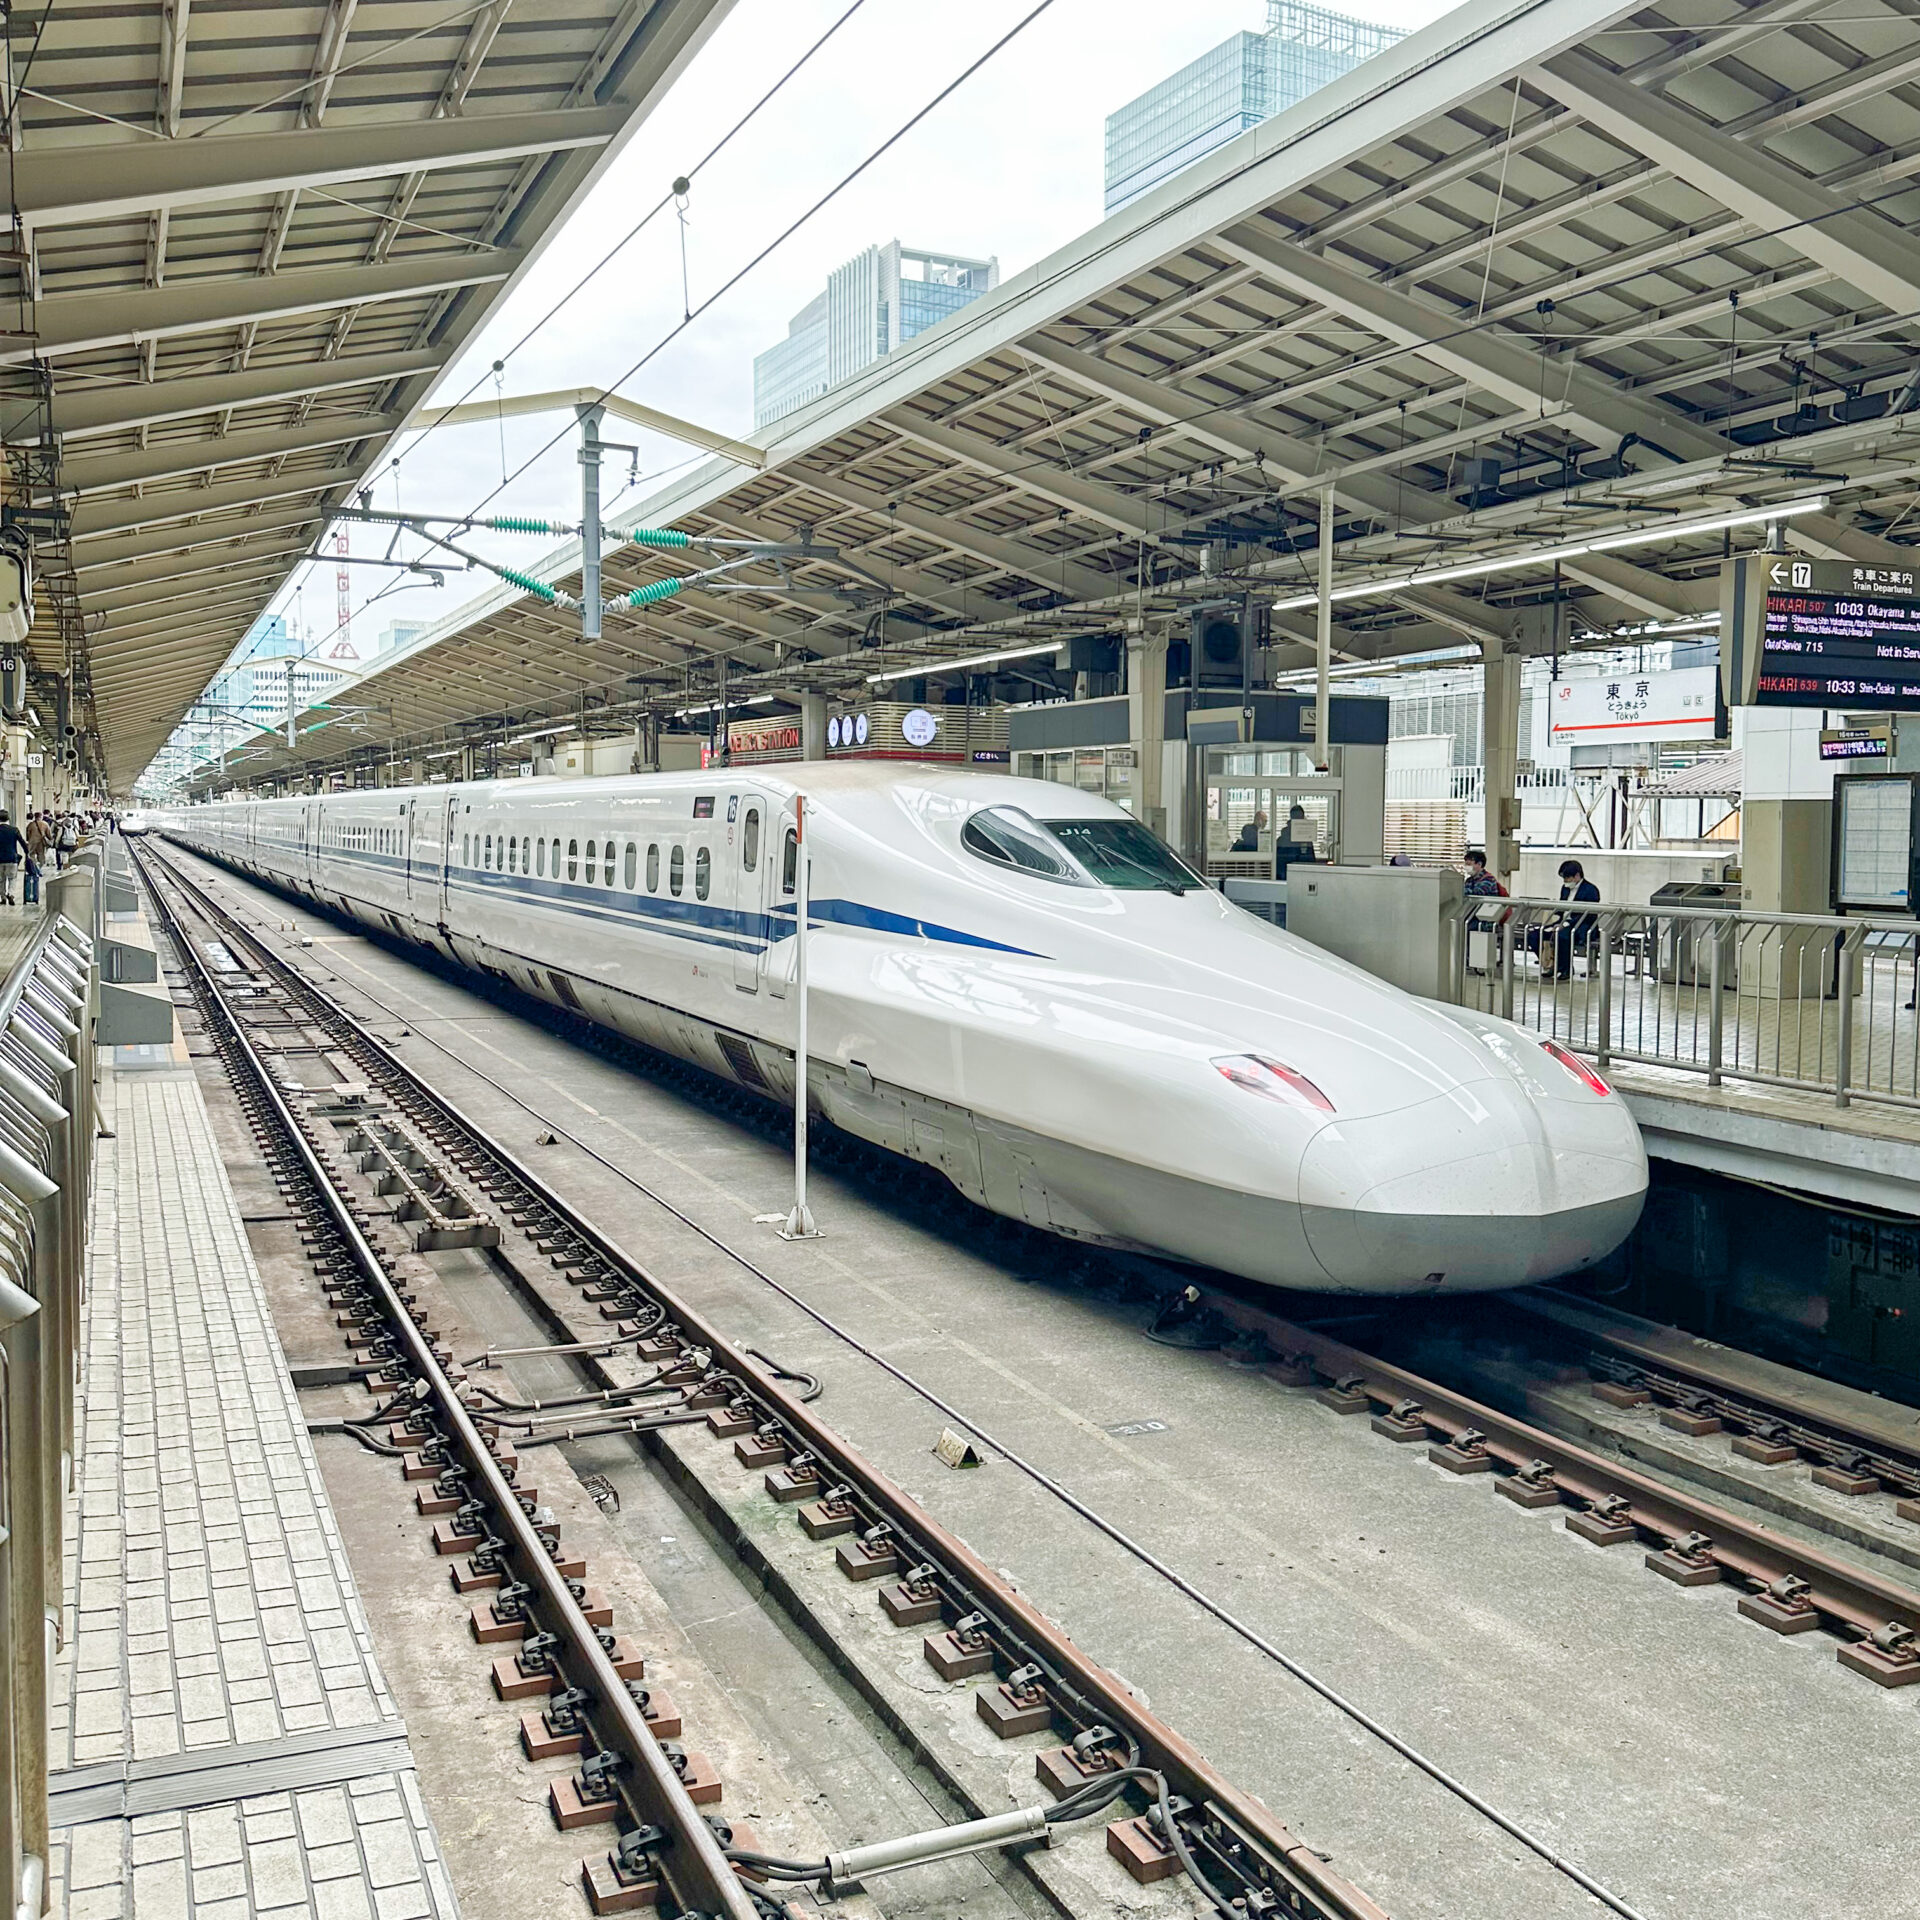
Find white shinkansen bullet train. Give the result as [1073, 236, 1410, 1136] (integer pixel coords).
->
[156, 764, 1645, 1296]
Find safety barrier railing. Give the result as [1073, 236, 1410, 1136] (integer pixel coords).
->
[1446, 893, 1920, 1113]
[0, 873, 99, 1920]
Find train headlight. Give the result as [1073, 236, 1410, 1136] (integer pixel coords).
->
[1539, 1038, 1613, 1097]
[1212, 1053, 1334, 1113]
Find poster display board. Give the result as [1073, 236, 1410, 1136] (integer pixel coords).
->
[1834, 774, 1919, 912]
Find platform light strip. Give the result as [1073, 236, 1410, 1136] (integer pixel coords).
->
[865, 640, 1063, 686]
[1264, 497, 1830, 614]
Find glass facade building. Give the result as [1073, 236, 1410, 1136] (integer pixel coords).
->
[753, 242, 999, 429]
[1104, 1, 1404, 214]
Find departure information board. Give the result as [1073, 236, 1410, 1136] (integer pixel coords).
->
[1723, 555, 1920, 709]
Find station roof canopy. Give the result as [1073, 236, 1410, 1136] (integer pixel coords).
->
[8, 0, 734, 791]
[198, 0, 1920, 791]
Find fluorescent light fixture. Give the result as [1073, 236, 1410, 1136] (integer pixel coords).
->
[672, 692, 777, 720]
[422, 749, 461, 763]
[503, 722, 577, 747]
[866, 640, 1064, 685]
[1266, 497, 1829, 615]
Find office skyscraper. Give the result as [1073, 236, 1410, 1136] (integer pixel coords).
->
[754, 241, 999, 429]
[1104, 0, 1404, 214]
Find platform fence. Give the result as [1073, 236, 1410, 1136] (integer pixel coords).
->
[0, 877, 99, 1920]
[1446, 895, 1920, 1113]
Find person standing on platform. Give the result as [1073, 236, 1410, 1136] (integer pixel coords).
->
[25, 810, 49, 873]
[54, 813, 75, 869]
[0, 813, 23, 907]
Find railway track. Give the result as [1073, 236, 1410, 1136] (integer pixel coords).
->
[1191, 1286, 1920, 1688]
[1521, 1290, 1920, 1522]
[131, 836, 1389, 1920]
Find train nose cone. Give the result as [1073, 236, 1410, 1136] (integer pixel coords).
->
[1296, 1078, 1643, 1293]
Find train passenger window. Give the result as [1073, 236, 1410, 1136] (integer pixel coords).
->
[669, 845, 684, 896]
[507, 836, 517, 873]
[646, 843, 659, 892]
[567, 838, 579, 881]
[537, 839, 546, 877]
[484, 833, 493, 868]
[742, 807, 759, 872]
[551, 838, 560, 876]
[623, 842, 636, 890]
[585, 839, 597, 885]
[695, 848, 711, 901]
[461, 835, 469, 865]
[782, 830, 797, 895]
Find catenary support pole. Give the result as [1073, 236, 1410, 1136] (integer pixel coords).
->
[781, 794, 821, 1241]
[577, 401, 605, 643]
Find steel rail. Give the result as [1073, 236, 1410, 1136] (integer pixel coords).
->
[135, 846, 762, 1920]
[136, 838, 1390, 1920]
[1198, 1289, 1920, 1650]
[1518, 1290, 1920, 1502]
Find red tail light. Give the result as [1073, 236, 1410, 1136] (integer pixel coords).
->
[1212, 1053, 1334, 1113]
[1541, 1038, 1611, 1096]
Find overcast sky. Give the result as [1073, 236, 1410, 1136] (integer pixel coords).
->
[274, 0, 1452, 665]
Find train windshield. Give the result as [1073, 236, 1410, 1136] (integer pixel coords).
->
[961, 807, 1088, 885]
[1042, 818, 1197, 894]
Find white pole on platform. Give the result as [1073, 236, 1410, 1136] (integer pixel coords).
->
[780, 792, 820, 1240]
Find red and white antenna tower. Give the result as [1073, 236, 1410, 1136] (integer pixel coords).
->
[334, 527, 352, 648]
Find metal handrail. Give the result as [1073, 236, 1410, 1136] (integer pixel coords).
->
[1444, 892, 1920, 1113]
[0, 878, 99, 1920]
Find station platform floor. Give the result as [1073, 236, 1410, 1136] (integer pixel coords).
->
[48, 1049, 459, 1920]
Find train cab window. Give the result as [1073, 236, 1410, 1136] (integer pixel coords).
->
[537, 839, 546, 877]
[1041, 817, 1197, 893]
[585, 839, 597, 885]
[695, 847, 711, 901]
[782, 829, 797, 895]
[960, 807, 1088, 886]
[669, 845, 685, 896]
[623, 842, 637, 890]
[742, 807, 760, 872]
[646, 843, 659, 892]
[567, 838, 579, 881]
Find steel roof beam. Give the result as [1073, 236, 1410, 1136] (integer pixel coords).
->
[15, 109, 625, 232]
[889, 413, 1163, 545]
[2, 250, 520, 367]
[79, 536, 313, 599]
[1558, 552, 1713, 620]
[788, 467, 1119, 607]
[1538, 51, 1920, 320]
[1216, 224, 1725, 465]
[1018, 336, 1441, 526]
[90, 556, 294, 622]
[64, 411, 403, 495]
[73, 505, 330, 573]
[73, 472, 348, 542]
[47, 350, 443, 440]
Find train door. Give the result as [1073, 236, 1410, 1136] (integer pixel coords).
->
[438, 791, 458, 922]
[405, 796, 421, 902]
[731, 791, 770, 993]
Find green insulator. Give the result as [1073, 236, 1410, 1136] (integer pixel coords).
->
[497, 567, 559, 603]
[611, 527, 692, 549]
[622, 577, 688, 609]
[488, 514, 564, 536]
